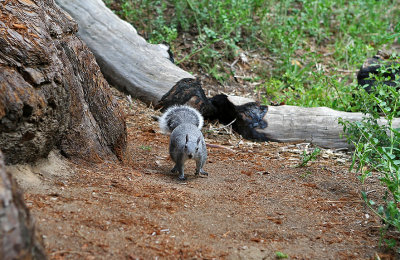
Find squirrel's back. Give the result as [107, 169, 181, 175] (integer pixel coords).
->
[169, 123, 205, 158]
[159, 105, 204, 134]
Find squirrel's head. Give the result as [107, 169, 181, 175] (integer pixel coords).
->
[185, 134, 201, 159]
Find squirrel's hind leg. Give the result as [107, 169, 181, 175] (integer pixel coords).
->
[198, 169, 208, 176]
[171, 165, 178, 173]
[178, 171, 186, 181]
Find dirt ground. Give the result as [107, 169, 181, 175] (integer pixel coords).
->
[8, 92, 399, 260]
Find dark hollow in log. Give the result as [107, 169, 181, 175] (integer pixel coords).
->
[210, 94, 268, 140]
[0, 0, 126, 164]
[156, 78, 217, 118]
[0, 151, 47, 259]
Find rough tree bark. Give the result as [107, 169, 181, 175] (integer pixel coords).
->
[0, 151, 47, 259]
[0, 0, 126, 164]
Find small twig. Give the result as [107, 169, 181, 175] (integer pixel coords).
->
[222, 230, 231, 237]
[215, 118, 236, 130]
[336, 69, 358, 73]
[126, 95, 134, 106]
[323, 52, 335, 57]
[230, 58, 239, 71]
[320, 222, 344, 225]
[334, 147, 349, 152]
[232, 75, 249, 79]
[206, 143, 235, 153]
[51, 250, 90, 256]
[318, 200, 363, 203]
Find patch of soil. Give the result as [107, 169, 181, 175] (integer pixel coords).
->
[10, 92, 398, 259]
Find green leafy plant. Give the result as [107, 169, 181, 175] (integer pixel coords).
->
[299, 170, 313, 179]
[340, 60, 400, 252]
[297, 147, 321, 167]
[139, 145, 152, 151]
[275, 251, 289, 259]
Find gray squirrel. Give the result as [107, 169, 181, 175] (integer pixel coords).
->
[159, 105, 208, 180]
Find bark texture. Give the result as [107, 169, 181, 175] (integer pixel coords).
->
[0, 0, 126, 164]
[0, 151, 47, 259]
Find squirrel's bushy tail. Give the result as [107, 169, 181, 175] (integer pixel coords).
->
[159, 105, 204, 134]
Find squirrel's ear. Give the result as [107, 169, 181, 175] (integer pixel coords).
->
[186, 134, 189, 143]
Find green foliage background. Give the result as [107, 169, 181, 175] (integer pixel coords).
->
[104, 0, 399, 111]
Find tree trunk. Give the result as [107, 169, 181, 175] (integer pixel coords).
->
[0, 151, 47, 259]
[55, 0, 194, 105]
[0, 0, 126, 164]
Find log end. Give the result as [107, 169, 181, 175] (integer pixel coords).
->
[156, 78, 217, 118]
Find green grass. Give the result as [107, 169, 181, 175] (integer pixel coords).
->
[258, 0, 399, 110]
[139, 145, 152, 151]
[103, 0, 400, 111]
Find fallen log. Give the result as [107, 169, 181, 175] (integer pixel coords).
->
[212, 95, 400, 149]
[55, 0, 194, 105]
[54, 1, 400, 150]
[261, 105, 365, 149]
